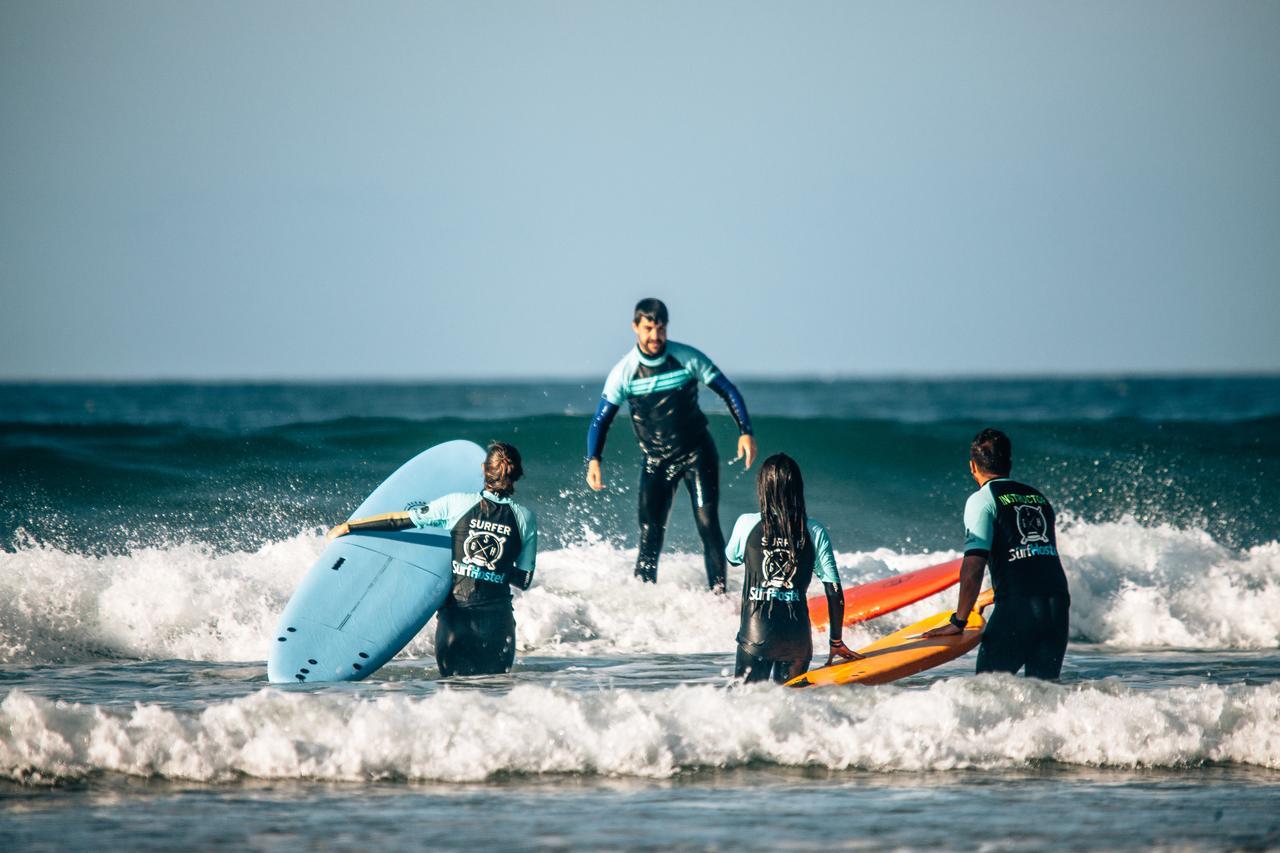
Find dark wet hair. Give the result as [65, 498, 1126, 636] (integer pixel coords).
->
[484, 442, 524, 497]
[970, 428, 1012, 476]
[633, 298, 668, 326]
[756, 453, 808, 561]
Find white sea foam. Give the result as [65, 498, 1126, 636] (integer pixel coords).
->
[1, 518, 1278, 665]
[2, 677, 1277, 784]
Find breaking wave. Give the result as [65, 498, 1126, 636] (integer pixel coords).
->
[2, 677, 1277, 784]
[1, 517, 1277, 666]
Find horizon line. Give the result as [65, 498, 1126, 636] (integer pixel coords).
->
[2, 369, 1279, 385]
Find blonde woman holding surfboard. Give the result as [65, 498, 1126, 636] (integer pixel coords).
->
[725, 453, 862, 683]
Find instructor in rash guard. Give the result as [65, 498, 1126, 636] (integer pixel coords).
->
[586, 298, 756, 591]
[923, 428, 1071, 679]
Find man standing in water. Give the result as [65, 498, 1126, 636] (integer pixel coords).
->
[924, 428, 1071, 679]
[586, 298, 756, 591]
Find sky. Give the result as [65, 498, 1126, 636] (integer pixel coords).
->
[1, 1, 1277, 380]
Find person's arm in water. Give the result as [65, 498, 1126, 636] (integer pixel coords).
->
[924, 488, 994, 638]
[812, 521, 864, 664]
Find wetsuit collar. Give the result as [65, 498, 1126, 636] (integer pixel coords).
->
[635, 343, 667, 367]
[482, 489, 513, 504]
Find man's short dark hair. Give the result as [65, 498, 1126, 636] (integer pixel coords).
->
[970, 428, 1012, 476]
[633, 298, 668, 326]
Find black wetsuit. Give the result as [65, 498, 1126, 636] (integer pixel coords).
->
[588, 341, 752, 589]
[964, 478, 1071, 679]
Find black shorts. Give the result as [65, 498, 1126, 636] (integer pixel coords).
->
[976, 595, 1070, 680]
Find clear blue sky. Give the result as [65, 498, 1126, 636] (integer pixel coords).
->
[2, 1, 1277, 379]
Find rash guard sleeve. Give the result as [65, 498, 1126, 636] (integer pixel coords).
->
[586, 399, 619, 460]
[808, 520, 839, 584]
[963, 487, 996, 557]
[667, 341, 721, 385]
[408, 493, 478, 530]
[708, 374, 752, 435]
[724, 512, 759, 566]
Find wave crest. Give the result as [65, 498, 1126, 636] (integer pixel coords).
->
[3, 678, 1277, 785]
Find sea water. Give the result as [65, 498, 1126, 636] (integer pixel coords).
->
[1, 378, 1278, 849]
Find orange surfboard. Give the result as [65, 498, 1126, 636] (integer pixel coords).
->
[807, 558, 963, 632]
[787, 588, 995, 688]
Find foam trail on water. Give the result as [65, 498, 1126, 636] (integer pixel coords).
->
[1, 518, 1278, 665]
[2, 678, 1277, 784]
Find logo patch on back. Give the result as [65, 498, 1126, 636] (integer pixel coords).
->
[462, 530, 506, 569]
[1014, 504, 1049, 544]
[761, 545, 796, 590]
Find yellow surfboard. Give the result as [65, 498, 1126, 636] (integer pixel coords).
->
[786, 588, 996, 688]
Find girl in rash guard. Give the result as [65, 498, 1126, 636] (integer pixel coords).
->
[329, 442, 537, 677]
[725, 453, 862, 683]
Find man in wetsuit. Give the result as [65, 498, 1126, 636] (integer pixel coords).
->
[585, 298, 756, 591]
[924, 428, 1071, 679]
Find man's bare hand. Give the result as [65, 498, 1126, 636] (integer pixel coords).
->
[922, 620, 964, 639]
[825, 639, 864, 667]
[586, 458, 605, 491]
[736, 434, 758, 469]
[326, 522, 350, 541]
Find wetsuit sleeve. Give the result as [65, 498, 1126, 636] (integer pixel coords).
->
[707, 374, 753, 435]
[724, 513, 756, 566]
[408, 493, 476, 530]
[669, 342, 751, 435]
[808, 520, 839, 584]
[588, 355, 630, 460]
[823, 581, 845, 642]
[963, 488, 996, 557]
[346, 512, 414, 532]
[586, 399, 619, 460]
[508, 504, 537, 590]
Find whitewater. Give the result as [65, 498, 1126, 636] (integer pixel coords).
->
[2, 519, 1278, 666]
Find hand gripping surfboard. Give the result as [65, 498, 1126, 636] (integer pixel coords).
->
[787, 587, 996, 688]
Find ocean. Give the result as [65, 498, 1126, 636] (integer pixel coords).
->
[2, 377, 1278, 850]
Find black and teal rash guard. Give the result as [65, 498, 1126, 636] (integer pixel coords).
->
[408, 490, 537, 610]
[587, 342, 752, 461]
[726, 513, 839, 660]
[963, 478, 1069, 603]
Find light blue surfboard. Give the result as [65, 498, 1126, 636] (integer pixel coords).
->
[267, 440, 485, 683]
